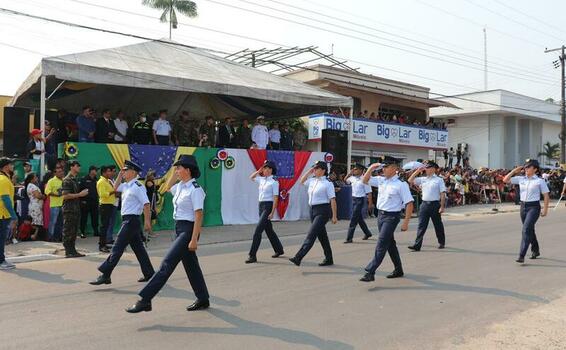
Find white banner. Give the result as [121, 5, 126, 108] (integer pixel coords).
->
[309, 114, 448, 149]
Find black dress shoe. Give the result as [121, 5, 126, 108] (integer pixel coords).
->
[126, 300, 152, 313]
[137, 275, 153, 283]
[272, 252, 284, 258]
[65, 251, 86, 258]
[362, 234, 372, 240]
[386, 270, 404, 279]
[99, 246, 110, 253]
[438, 244, 445, 249]
[80, 233, 86, 239]
[530, 252, 540, 259]
[360, 273, 375, 282]
[186, 299, 210, 311]
[408, 246, 420, 251]
[245, 256, 257, 264]
[318, 259, 334, 266]
[343, 240, 353, 244]
[89, 275, 111, 285]
[516, 257, 525, 263]
[289, 257, 301, 266]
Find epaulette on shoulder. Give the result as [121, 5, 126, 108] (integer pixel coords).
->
[193, 182, 201, 188]
[135, 181, 143, 187]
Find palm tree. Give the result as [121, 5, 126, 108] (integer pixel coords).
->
[142, 0, 198, 40]
[538, 142, 560, 166]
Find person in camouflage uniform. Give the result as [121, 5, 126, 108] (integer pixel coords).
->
[199, 116, 216, 147]
[61, 160, 89, 258]
[174, 111, 199, 147]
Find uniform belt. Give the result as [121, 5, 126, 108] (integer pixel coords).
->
[259, 200, 274, 203]
[311, 203, 330, 208]
[122, 214, 140, 218]
[176, 220, 195, 223]
[378, 210, 401, 215]
[520, 201, 541, 206]
[422, 200, 440, 203]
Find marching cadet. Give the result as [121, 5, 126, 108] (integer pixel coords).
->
[344, 163, 373, 243]
[246, 160, 284, 264]
[289, 161, 337, 267]
[407, 161, 446, 251]
[503, 159, 550, 263]
[90, 160, 155, 285]
[360, 156, 414, 282]
[126, 155, 209, 313]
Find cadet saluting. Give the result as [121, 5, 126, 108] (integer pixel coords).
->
[344, 163, 373, 243]
[289, 161, 337, 267]
[360, 156, 414, 282]
[90, 160, 155, 285]
[126, 155, 209, 313]
[246, 160, 284, 264]
[503, 159, 550, 263]
[407, 161, 446, 251]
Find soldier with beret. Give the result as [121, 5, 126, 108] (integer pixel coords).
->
[503, 159, 550, 263]
[90, 160, 155, 285]
[407, 160, 446, 251]
[126, 155, 210, 313]
[344, 163, 373, 243]
[246, 160, 285, 264]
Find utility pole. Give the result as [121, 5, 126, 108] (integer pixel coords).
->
[545, 45, 566, 164]
[483, 28, 488, 90]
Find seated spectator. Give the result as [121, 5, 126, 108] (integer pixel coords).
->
[17, 216, 44, 241]
[113, 110, 129, 143]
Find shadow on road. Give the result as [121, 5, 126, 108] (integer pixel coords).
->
[368, 273, 548, 303]
[137, 308, 354, 350]
[8, 268, 81, 284]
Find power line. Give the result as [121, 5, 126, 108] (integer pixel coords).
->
[197, 0, 557, 86]
[261, 0, 557, 81]
[491, 0, 566, 35]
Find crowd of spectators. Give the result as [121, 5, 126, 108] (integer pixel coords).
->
[327, 109, 447, 130]
[41, 107, 308, 151]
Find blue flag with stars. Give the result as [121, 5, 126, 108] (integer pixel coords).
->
[267, 150, 294, 179]
[128, 144, 177, 178]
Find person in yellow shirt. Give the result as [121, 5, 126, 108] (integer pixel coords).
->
[0, 157, 16, 270]
[45, 166, 65, 242]
[97, 165, 116, 253]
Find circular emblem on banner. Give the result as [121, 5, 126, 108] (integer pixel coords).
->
[209, 157, 221, 169]
[217, 149, 229, 161]
[391, 129, 398, 137]
[65, 143, 78, 158]
[324, 152, 334, 163]
[224, 156, 236, 169]
[279, 189, 288, 200]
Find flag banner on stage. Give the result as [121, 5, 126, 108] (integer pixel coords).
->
[59, 143, 325, 230]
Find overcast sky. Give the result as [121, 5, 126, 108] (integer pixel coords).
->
[1, 0, 564, 101]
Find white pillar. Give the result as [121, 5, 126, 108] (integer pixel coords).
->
[40, 75, 46, 177]
[347, 101, 354, 168]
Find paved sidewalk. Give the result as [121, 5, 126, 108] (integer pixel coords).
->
[5, 200, 559, 261]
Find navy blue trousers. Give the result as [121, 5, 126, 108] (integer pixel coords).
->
[295, 204, 333, 261]
[413, 201, 445, 249]
[140, 220, 209, 301]
[519, 202, 540, 258]
[249, 201, 284, 257]
[98, 215, 154, 278]
[346, 197, 372, 241]
[365, 211, 402, 275]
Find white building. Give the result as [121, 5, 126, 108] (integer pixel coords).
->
[430, 90, 561, 169]
[284, 65, 453, 166]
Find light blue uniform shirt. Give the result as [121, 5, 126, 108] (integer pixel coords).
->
[414, 175, 446, 201]
[117, 178, 150, 216]
[347, 176, 372, 198]
[510, 175, 549, 202]
[152, 119, 172, 136]
[368, 175, 414, 212]
[305, 177, 335, 206]
[170, 179, 205, 221]
[254, 176, 279, 202]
